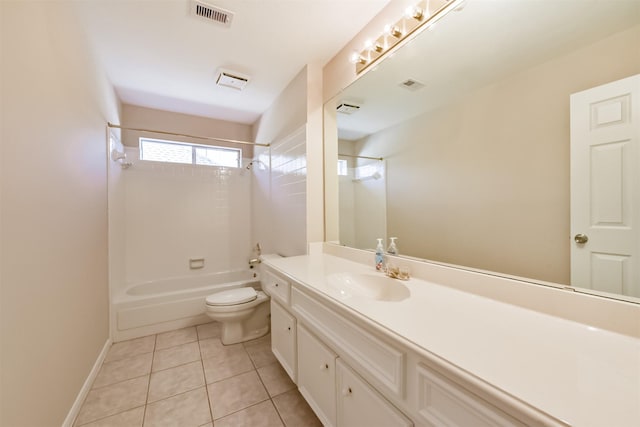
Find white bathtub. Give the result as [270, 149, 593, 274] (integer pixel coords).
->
[112, 270, 261, 342]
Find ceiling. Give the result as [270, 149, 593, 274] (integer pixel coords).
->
[73, 0, 390, 124]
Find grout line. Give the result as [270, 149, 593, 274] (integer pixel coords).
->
[74, 405, 146, 427]
[253, 355, 288, 427]
[212, 397, 273, 423]
[141, 334, 157, 427]
[200, 335, 216, 423]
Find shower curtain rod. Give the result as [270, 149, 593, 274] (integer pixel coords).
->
[107, 122, 270, 147]
[338, 153, 383, 161]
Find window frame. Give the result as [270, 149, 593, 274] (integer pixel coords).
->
[139, 137, 242, 168]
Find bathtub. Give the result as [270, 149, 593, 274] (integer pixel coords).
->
[111, 270, 261, 342]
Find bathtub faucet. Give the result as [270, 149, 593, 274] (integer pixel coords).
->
[248, 258, 261, 266]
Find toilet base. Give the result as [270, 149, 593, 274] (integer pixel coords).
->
[208, 296, 271, 345]
[221, 322, 269, 345]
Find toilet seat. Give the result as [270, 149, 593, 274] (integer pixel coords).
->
[206, 287, 257, 306]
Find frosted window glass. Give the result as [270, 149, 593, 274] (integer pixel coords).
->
[139, 138, 241, 168]
[338, 159, 348, 176]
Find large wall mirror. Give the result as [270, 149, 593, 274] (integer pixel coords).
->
[324, 0, 640, 303]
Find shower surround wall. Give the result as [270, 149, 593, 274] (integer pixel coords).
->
[120, 148, 252, 286]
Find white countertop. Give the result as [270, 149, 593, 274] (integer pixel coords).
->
[264, 253, 640, 427]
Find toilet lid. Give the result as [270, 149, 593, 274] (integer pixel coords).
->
[206, 287, 257, 306]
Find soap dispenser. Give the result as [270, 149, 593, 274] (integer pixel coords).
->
[387, 237, 398, 255]
[375, 238, 385, 271]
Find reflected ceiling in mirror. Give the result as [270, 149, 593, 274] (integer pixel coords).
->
[330, 0, 640, 303]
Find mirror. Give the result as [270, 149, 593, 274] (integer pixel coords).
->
[326, 0, 640, 303]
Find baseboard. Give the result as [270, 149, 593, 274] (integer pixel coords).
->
[62, 338, 112, 427]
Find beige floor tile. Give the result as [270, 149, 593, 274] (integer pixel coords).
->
[198, 337, 229, 359]
[207, 370, 269, 419]
[196, 322, 221, 340]
[143, 387, 211, 427]
[272, 389, 322, 427]
[243, 334, 277, 368]
[257, 362, 296, 397]
[214, 400, 284, 427]
[76, 406, 144, 427]
[152, 341, 200, 372]
[76, 376, 149, 425]
[93, 353, 153, 389]
[147, 361, 205, 403]
[202, 344, 254, 384]
[105, 336, 155, 363]
[155, 326, 197, 350]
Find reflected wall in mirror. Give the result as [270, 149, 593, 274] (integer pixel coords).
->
[338, 153, 387, 249]
[327, 0, 640, 302]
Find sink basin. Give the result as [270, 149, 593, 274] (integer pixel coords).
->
[326, 273, 410, 301]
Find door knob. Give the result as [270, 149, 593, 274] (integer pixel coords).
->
[574, 233, 589, 244]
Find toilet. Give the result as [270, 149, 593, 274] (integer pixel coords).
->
[205, 287, 270, 345]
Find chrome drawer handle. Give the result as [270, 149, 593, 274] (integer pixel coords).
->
[342, 387, 352, 396]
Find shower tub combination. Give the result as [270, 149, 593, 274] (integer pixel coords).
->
[111, 270, 261, 342]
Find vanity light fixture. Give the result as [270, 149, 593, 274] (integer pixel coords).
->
[352, 0, 464, 74]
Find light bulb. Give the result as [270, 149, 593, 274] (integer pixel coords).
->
[384, 24, 402, 38]
[404, 5, 424, 21]
[348, 51, 366, 65]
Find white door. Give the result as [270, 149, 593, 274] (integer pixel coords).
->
[570, 74, 640, 297]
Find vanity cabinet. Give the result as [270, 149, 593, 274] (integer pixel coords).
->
[337, 359, 413, 427]
[297, 324, 337, 427]
[270, 300, 297, 382]
[263, 269, 291, 305]
[263, 263, 543, 427]
[413, 363, 525, 427]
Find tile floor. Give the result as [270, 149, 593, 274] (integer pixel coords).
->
[75, 323, 322, 427]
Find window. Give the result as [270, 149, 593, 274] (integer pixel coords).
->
[139, 138, 241, 168]
[337, 159, 348, 176]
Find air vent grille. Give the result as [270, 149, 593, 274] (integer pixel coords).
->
[399, 79, 425, 91]
[191, 1, 233, 27]
[337, 103, 361, 114]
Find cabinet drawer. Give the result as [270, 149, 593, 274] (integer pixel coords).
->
[337, 359, 413, 427]
[298, 325, 337, 427]
[416, 363, 525, 427]
[270, 300, 297, 382]
[263, 270, 291, 305]
[292, 287, 405, 397]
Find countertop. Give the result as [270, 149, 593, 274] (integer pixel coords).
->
[264, 253, 640, 427]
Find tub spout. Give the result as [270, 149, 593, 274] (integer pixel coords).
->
[249, 258, 261, 266]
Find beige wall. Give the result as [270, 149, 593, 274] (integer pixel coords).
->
[1, 2, 120, 426]
[121, 104, 254, 158]
[353, 25, 640, 284]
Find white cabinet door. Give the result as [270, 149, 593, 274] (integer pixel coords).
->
[337, 359, 412, 427]
[298, 324, 337, 427]
[270, 300, 297, 382]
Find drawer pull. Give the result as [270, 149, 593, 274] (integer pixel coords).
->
[275, 283, 279, 287]
[320, 363, 329, 371]
[287, 326, 291, 331]
[342, 387, 352, 396]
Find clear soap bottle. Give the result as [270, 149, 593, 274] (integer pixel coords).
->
[387, 237, 398, 255]
[375, 238, 385, 271]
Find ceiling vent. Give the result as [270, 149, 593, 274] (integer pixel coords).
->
[399, 79, 425, 92]
[216, 69, 250, 90]
[191, 1, 233, 27]
[337, 103, 361, 114]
